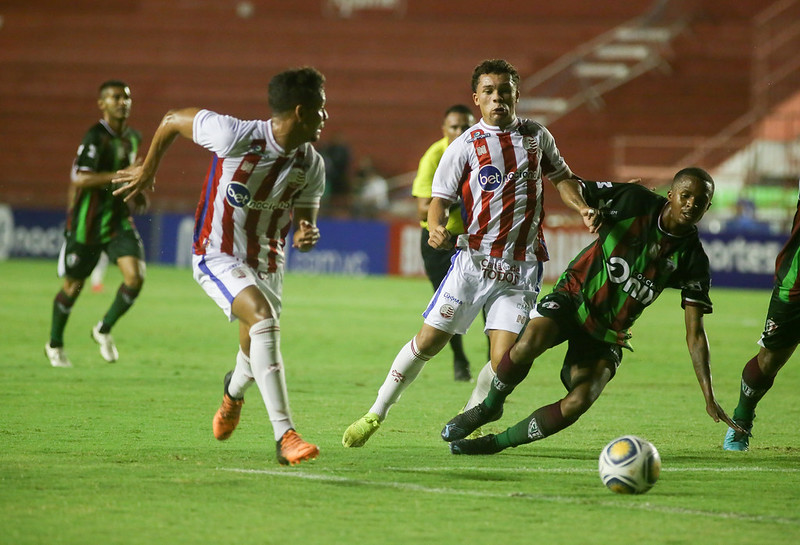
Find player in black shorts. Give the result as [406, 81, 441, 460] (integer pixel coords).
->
[724, 180, 800, 451]
[44, 80, 148, 367]
[441, 167, 747, 454]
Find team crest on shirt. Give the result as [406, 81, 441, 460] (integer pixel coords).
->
[439, 304, 456, 319]
[522, 136, 538, 152]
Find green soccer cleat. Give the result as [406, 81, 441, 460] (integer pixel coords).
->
[449, 434, 504, 455]
[441, 402, 503, 442]
[723, 419, 753, 452]
[342, 412, 381, 448]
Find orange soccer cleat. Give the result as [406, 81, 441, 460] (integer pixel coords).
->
[212, 371, 243, 440]
[276, 429, 319, 466]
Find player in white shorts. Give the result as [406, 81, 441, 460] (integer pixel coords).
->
[343, 59, 601, 448]
[422, 250, 542, 336]
[113, 67, 327, 466]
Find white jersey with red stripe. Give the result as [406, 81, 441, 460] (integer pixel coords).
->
[191, 109, 325, 271]
[431, 117, 572, 262]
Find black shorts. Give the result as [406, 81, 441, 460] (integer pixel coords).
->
[419, 227, 457, 289]
[533, 291, 623, 390]
[60, 229, 145, 280]
[760, 290, 800, 350]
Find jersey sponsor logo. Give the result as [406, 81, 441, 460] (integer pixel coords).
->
[442, 292, 463, 305]
[606, 256, 658, 305]
[478, 165, 503, 192]
[467, 129, 489, 143]
[225, 182, 292, 211]
[439, 304, 456, 319]
[476, 144, 488, 157]
[540, 300, 560, 310]
[226, 182, 252, 207]
[481, 258, 521, 284]
[505, 169, 535, 183]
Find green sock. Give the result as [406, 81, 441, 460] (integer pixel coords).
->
[495, 401, 577, 449]
[484, 376, 514, 411]
[100, 284, 140, 332]
[50, 290, 76, 347]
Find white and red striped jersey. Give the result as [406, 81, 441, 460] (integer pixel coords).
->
[431, 118, 573, 262]
[191, 109, 325, 271]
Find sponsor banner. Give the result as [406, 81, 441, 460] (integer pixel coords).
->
[286, 218, 388, 275]
[0, 207, 784, 289]
[387, 221, 425, 277]
[4, 207, 157, 261]
[700, 232, 784, 290]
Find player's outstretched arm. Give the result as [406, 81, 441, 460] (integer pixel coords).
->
[113, 107, 200, 202]
[553, 176, 601, 233]
[684, 305, 748, 434]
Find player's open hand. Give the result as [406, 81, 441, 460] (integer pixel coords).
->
[112, 163, 155, 202]
[292, 220, 320, 252]
[706, 399, 750, 435]
[428, 226, 454, 250]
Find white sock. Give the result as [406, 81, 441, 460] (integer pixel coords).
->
[227, 349, 255, 399]
[90, 252, 109, 288]
[368, 338, 432, 420]
[248, 318, 293, 440]
[463, 361, 495, 411]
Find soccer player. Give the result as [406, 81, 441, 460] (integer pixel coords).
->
[441, 168, 748, 455]
[342, 59, 601, 448]
[412, 104, 476, 381]
[112, 67, 327, 466]
[723, 179, 800, 451]
[45, 80, 148, 368]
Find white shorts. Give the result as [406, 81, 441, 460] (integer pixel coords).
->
[422, 249, 543, 336]
[192, 253, 283, 322]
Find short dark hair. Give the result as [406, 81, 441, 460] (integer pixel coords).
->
[471, 59, 520, 93]
[673, 167, 715, 195]
[268, 67, 326, 114]
[444, 104, 473, 118]
[98, 80, 129, 96]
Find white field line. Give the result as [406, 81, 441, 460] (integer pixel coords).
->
[383, 466, 800, 474]
[217, 466, 800, 526]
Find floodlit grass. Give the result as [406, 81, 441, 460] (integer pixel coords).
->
[1, 258, 799, 544]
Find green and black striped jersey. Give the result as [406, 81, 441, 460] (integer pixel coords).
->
[552, 181, 712, 349]
[66, 120, 141, 244]
[773, 181, 800, 303]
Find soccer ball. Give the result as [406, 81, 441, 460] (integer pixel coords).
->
[598, 435, 661, 494]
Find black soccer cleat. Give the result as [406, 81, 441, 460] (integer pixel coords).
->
[449, 434, 504, 455]
[441, 402, 503, 442]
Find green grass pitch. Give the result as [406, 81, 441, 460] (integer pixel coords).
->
[1, 258, 799, 544]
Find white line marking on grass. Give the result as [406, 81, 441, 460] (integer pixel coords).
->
[383, 466, 800, 474]
[217, 467, 800, 526]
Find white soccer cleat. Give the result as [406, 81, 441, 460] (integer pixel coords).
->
[91, 323, 119, 362]
[45, 343, 72, 368]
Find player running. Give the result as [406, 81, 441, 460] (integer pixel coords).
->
[113, 67, 326, 466]
[441, 168, 747, 455]
[723, 178, 800, 451]
[45, 80, 148, 368]
[342, 58, 601, 448]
